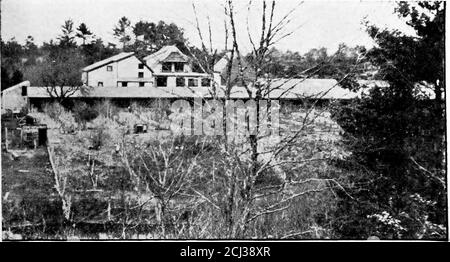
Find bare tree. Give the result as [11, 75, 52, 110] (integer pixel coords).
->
[40, 49, 85, 103]
[47, 146, 72, 223]
[184, 0, 364, 238]
[119, 135, 202, 238]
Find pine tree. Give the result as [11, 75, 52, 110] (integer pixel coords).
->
[76, 23, 93, 45]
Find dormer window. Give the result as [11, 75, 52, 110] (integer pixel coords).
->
[174, 62, 184, 72]
[162, 62, 171, 72]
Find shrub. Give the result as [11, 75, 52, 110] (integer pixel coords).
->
[73, 101, 98, 128]
[59, 110, 78, 133]
[94, 99, 119, 119]
[28, 112, 60, 129]
[87, 116, 125, 149]
[116, 112, 140, 132]
[43, 102, 65, 121]
[42, 102, 77, 132]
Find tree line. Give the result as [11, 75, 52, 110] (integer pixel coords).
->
[1, 16, 370, 92]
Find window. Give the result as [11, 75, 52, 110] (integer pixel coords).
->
[174, 62, 184, 72]
[121, 82, 128, 87]
[98, 82, 104, 87]
[188, 78, 198, 87]
[21, 86, 27, 96]
[201, 78, 211, 87]
[107, 65, 113, 71]
[162, 62, 172, 72]
[156, 76, 167, 87]
[138, 63, 144, 69]
[138, 72, 144, 78]
[176, 77, 185, 87]
[25, 132, 33, 141]
[139, 82, 145, 87]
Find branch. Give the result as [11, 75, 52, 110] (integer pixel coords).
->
[410, 156, 446, 188]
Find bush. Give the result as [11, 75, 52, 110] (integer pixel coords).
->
[129, 100, 170, 127]
[116, 112, 140, 132]
[86, 116, 125, 149]
[94, 99, 119, 119]
[43, 102, 65, 121]
[28, 112, 60, 129]
[42, 102, 77, 132]
[73, 101, 99, 128]
[58, 109, 78, 133]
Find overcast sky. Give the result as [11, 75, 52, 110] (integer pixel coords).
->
[1, 0, 416, 54]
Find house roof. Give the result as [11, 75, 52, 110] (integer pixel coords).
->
[212, 52, 256, 85]
[143, 45, 190, 68]
[82, 52, 135, 72]
[1, 81, 30, 94]
[213, 52, 230, 73]
[164, 52, 188, 62]
[27, 85, 248, 99]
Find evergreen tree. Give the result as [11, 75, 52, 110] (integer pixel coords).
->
[113, 16, 132, 49]
[58, 19, 77, 49]
[331, 1, 446, 239]
[76, 23, 93, 45]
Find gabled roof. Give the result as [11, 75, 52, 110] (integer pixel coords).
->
[1, 81, 30, 94]
[143, 45, 189, 68]
[82, 52, 135, 72]
[164, 52, 188, 62]
[213, 52, 231, 73]
[213, 53, 256, 85]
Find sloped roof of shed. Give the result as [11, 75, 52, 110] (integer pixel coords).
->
[266, 78, 358, 100]
[82, 52, 135, 72]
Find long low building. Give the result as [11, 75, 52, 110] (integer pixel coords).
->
[28, 78, 359, 99]
[1, 44, 392, 112]
[1, 78, 362, 112]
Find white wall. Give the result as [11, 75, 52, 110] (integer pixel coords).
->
[87, 63, 117, 87]
[117, 56, 152, 79]
[119, 81, 153, 87]
[86, 56, 152, 87]
[1, 81, 29, 113]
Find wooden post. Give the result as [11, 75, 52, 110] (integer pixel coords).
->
[4, 127, 8, 151]
[20, 128, 23, 148]
[107, 200, 111, 221]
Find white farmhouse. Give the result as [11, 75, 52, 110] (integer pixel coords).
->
[143, 45, 212, 88]
[81, 52, 154, 87]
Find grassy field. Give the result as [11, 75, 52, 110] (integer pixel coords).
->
[2, 105, 349, 239]
[2, 148, 64, 238]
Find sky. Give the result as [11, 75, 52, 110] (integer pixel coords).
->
[0, 0, 417, 54]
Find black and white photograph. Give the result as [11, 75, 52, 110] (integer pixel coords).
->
[0, 0, 447, 243]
